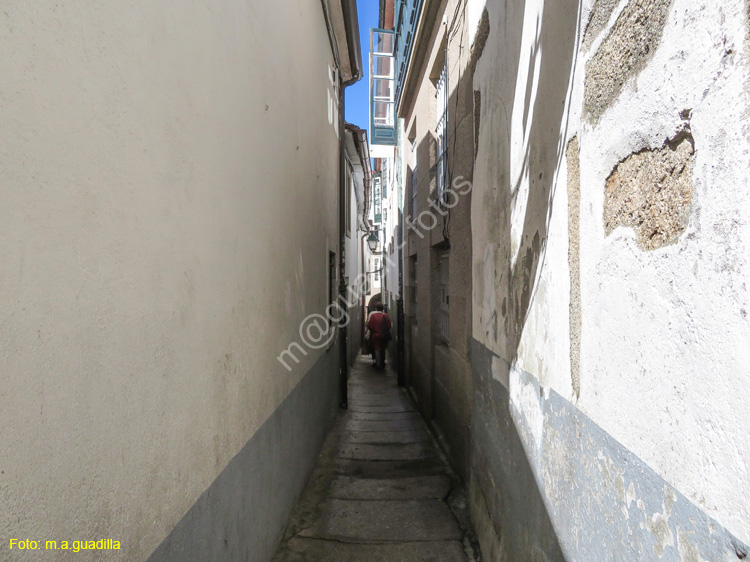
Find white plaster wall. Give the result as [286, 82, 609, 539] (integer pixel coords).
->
[472, 0, 750, 547]
[468, 0, 489, 47]
[575, 0, 750, 543]
[0, 1, 342, 559]
[345, 165, 365, 316]
[383, 157, 402, 301]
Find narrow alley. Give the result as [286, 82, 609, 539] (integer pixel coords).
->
[2, 0, 749, 561]
[273, 356, 478, 562]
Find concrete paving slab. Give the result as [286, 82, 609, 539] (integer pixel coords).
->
[278, 537, 469, 562]
[298, 499, 463, 542]
[348, 386, 400, 393]
[349, 385, 401, 392]
[348, 411, 421, 421]
[337, 442, 436, 461]
[348, 396, 405, 405]
[328, 475, 451, 500]
[340, 430, 432, 444]
[332, 457, 446, 478]
[347, 404, 418, 413]
[347, 379, 394, 388]
[348, 394, 397, 401]
[272, 356, 480, 562]
[351, 396, 414, 406]
[343, 419, 419, 432]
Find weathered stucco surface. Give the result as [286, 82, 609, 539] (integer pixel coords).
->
[469, 0, 750, 558]
[577, 0, 750, 546]
[584, 0, 675, 123]
[472, 341, 749, 562]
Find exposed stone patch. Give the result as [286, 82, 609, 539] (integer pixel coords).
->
[474, 90, 481, 159]
[566, 137, 581, 399]
[582, 0, 620, 51]
[584, 0, 675, 124]
[469, 8, 490, 76]
[604, 129, 694, 250]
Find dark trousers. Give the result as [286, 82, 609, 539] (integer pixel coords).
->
[374, 349, 385, 370]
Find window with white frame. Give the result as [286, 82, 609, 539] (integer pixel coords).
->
[439, 253, 449, 342]
[435, 62, 448, 203]
[370, 29, 396, 145]
[374, 176, 382, 224]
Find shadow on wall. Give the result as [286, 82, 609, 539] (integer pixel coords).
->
[471, 0, 582, 559]
[405, 132, 442, 419]
[145, 351, 340, 562]
[479, 0, 580, 364]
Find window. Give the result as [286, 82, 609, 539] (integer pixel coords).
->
[370, 29, 397, 146]
[393, 0, 422, 103]
[374, 176, 382, 224]
[382, 160, 388, 198]
[435, 62, 448, 203]
[439, 253, 449, 342]
[374, 258, 381, 282]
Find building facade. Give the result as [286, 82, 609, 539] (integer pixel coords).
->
[371, 0, 750, 560]
[344, 124, 374, 367]
[0, 1, 363, 560]
[372, 0, 475, 480]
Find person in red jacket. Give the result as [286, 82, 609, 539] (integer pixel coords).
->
[366, 302, 392, 371]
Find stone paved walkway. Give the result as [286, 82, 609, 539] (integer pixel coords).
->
[272, 355, 480, 562]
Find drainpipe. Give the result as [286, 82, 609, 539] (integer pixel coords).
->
[360, 232, 369, 351]
[345, 124, 372, 357]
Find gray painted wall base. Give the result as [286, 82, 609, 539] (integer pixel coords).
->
[147, 349, 339, 562]
[470, 338, 748, 562]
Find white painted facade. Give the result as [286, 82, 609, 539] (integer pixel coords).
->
[0, 1, 360, 559]
[344, 125, 373, 363]
[470, 0, 750, 556]
[377, 153, 403, 307]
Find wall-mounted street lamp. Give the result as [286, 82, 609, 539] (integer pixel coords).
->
[367, 231, 381, 254]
